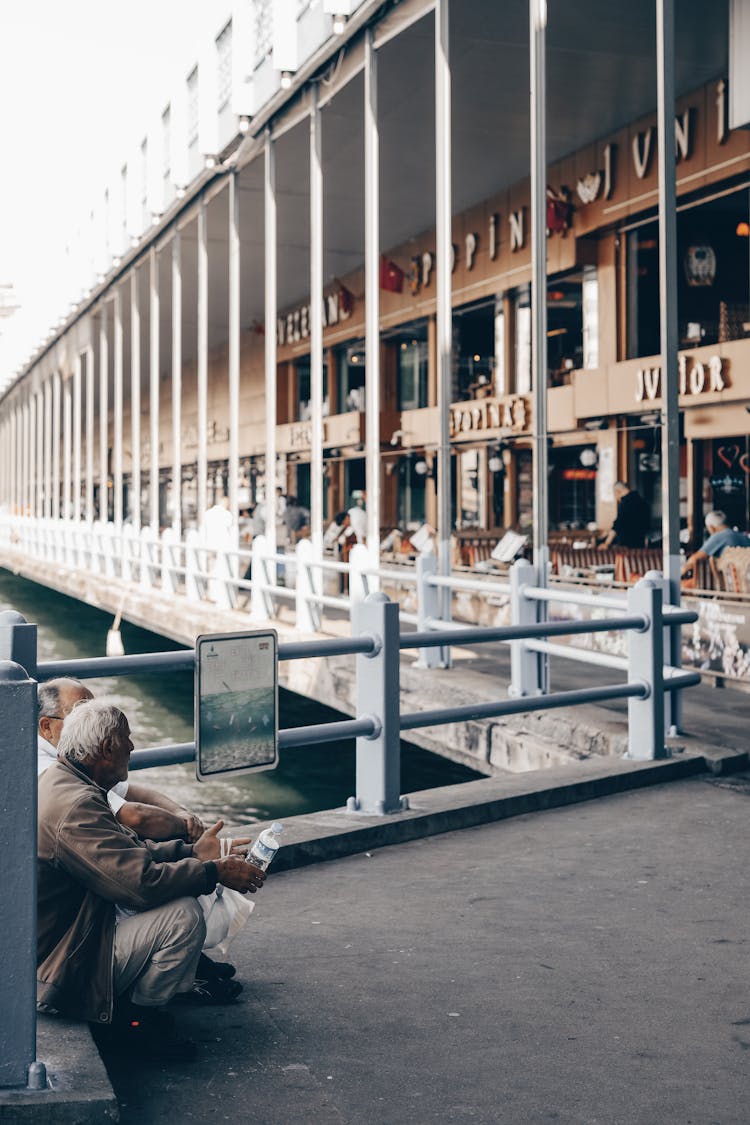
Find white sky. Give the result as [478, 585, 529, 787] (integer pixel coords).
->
[0, 0, 211, 383]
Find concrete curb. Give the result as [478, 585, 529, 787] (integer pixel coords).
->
[0, 1016, 117, 1123]
[257, 748, 746, 873]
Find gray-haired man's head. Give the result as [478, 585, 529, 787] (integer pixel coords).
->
[38, 678, 94, 748]
[57, 701, 132, 786]
[705, 510, 727, 532]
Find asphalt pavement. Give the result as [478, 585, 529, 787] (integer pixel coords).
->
[99, 771, 750, 1125]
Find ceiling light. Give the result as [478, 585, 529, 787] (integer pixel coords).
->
[204, 155, 217, 170]
[239, 115, 251, 134]
[736, 220, 750, 237]
[280, 71, 293, 90]
[333, 14, 347, 34]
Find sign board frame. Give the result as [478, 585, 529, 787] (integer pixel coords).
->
[195, 629, 279, 782]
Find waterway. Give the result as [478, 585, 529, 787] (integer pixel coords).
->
[0, 569, 481, 827]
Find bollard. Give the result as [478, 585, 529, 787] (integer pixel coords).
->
[626, 578, 665, 760]
[0, 659, 45, 1089]
[348, 592, 405, 815]
[509, 558, 541, 698]
[0, 611, 38, 679]
[415, 554, 442, 669]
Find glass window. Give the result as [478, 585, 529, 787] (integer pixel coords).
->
[187, 67, 199, 148]
[253, 0, 273, 69]
[396, 456, 427, 530]
[515, 287, 531, 393]
[296, 356, 329, 421]
[384, 321, 428, 410]
[335, 340, 366, 413]
[457, 448, 484, 528]
[216, 20, 233, 109]
[452, 300, 497, 401]
[626, 186, 750, 357]
[547, 274, 585, 386]
[549, 445, 597, 530]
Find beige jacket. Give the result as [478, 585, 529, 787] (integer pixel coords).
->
[37, 758, 217, 1023]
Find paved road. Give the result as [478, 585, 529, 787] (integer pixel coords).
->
[101, 774, 749, 1125]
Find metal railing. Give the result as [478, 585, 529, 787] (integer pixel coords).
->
[0, 566, 699, 1090]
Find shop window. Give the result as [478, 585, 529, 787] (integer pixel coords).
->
[513, 274, 591, 391]
[549, 446, 597, 530]
[296, 355, 329, 421]
[384, 321, 428, 410]
[335, 340, 366, 413]
[626, 186, 750, 357]
[457, 448, 484, 528]
[707, 437, 750, 531]
[452, 299, 501, 401]
[396, 455, 427, 530]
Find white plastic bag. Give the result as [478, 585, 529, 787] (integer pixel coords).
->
[198, 885, 254, 959]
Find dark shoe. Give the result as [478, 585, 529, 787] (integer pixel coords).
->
[198, 953, 237, 980]
[94, 1003, 196, 1063]
[171, 975, 243, 1005]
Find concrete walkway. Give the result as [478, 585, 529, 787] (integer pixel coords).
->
[99, 772, 750, 1125]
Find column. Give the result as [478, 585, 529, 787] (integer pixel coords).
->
[73, 354, 82, 520]
[99, 306, 109, 521]
[530, 0, 549, 581]
[63, 375, 72, 518]
[52, 371, 61, 519]
[171, 234, 183, 535]
[197, 200, 208, 521]
[264, 131, 278, 554]
[149, 247, 160, 532]
[656, 0, 682, 725]
[35, 390, 44, 517]
[435, 0, 452, 625]
[85, 345, 95, 523]
[310, 84, 324, 557]
[228, 175, 240, 530]
[43, 380, 52, 518]
[113, 289, 124, 527]
[28, 393, 36, 518]
[130, 276, 141, 531]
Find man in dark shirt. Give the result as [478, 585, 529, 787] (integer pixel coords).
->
[599, 481, 650, 549]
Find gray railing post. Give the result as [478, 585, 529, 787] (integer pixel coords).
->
[626, 578, 665, 760]
[645, 567, 680, 736]
[0, 610, 38, 679]
[0, 658, 45, 1090]
[415, 554, 442, 669]
[348, 592, 405, 814]
[509, 558, 541, 698]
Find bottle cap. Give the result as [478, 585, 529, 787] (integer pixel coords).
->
[271, 821, 283, 834]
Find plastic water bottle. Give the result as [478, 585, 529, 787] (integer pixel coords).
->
[247, 822, 283, 871]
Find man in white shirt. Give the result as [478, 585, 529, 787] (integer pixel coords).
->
[347, 490, 367, 543]
[38, 679, 205, 842]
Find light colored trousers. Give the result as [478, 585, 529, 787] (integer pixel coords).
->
[113, 896, 206, 1007]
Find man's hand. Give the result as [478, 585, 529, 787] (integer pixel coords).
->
[181, 812, 206, 842]
[193, 820, 252, 861]
[215, 856, 266, 894]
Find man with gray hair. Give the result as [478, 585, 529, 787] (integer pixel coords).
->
[681, 510, 750, 578]
[37, 677, 205, 842]
[37, 700, 264, 1060]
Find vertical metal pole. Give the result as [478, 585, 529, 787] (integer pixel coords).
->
[530, 0, 549, 580]
[63, 376, 72, 519]
[656, 0, 682, 732]
[113, 289, 124, 528]
[52, 372, 61, 520]
[85, 346, 95, 524]
[349, 592, 403, 814]
[364, 29, 381, 561]
[197, 200, 208, 522]
[130, 274, 141, 531]
[435, 0, 452, 639]
[310, 85, 324, 560]
[43, 380, 52, 515]
[529, 0, 549, 693]
[0, 659, 41, 1089]
[99, 306, 109, 521]
[228, 174, 240, 533]
[172, 234, 183, 535]
[149, 247, 160, 532]
[264, 130, 278, 556]
[627, 579, 665, 759]
[22, 396, 30, 516]
[73, 356, 82, 521]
